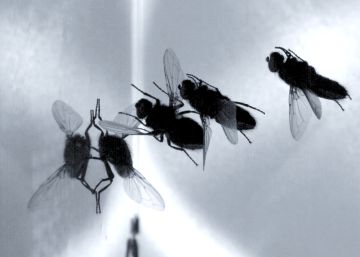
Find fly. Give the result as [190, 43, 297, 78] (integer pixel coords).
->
[28, 100, 96, 210]
[92, 99, 165, 212]
[266, 47, 351, 140]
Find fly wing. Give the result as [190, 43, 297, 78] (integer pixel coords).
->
[123, 168, 165, 210]
[215, 99, 238, 144]
[52, 100, 83, 135]
[289, 87, 313, 140]
[28, 165, 70, 211]
[113, 105, 140, 129]
[303, 89, 322, 119]
[99, 105, 145, 136]
[163, 48, 186, 107]
[201, 115, 212, 169]
[99, 120, 145, 136]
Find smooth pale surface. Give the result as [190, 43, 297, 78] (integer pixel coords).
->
[1, 0, 360, 257]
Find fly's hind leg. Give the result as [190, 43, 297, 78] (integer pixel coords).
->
[334, 100, 345, 111]
[92, 158, 114, 214]
[166, 138, 198, 166]
[239, 130, 252, 144]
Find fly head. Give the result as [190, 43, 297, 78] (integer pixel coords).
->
[135, 98, 152, 119]
[266, 52, 284, 72]
[178, 79, 196, 99]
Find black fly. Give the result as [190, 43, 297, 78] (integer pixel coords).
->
[266, 47, 351, 140]
[168, 49, 264, 167]
[28, 100, 95, 210]
[99, 51, 204, 166]
[92, 99, 165, 211]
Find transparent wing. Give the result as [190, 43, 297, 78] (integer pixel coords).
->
[100, 104, 146, 136]
[112, 105, 141, 137]
[113, 105, 140, 129]
[215, 99, 238, 144]
[201, 115, 212, 169]
[99, 120, 145, 136]
[52, 100, 83, 135]
[303, 89, 322, 119]
[289, 87, 313, 140]
[163, 48, 186, 107]
[123, 168, 165, 210]
[27, 165, 70, 211]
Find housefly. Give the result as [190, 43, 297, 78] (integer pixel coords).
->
[266, 47, 351, 140]
[92, 99, 165, 212]
[27, 100, 96, 210]
[168, 49, 264, 167]
[99, 53, 204, 166]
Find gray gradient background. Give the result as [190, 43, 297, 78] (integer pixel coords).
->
[1, 0, 360, 257]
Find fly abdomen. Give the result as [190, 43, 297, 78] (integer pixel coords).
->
[168, 118, 203, 149]
[64, 134, 90, 178]
[236, 106, 256, 130]
[114, 165, 133, 179]
[99, 134, 133, 172]
[310, 74, 349, 100]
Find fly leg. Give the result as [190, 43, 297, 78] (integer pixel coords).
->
[90, 157, 114, 214]
[152, 133, 164, 142]
[287, 49, 306, 62]
[334, 100, 345, 111]
[131, 84, 161, 105]
[153, 81, 185, 108]
[275, 47, 292, 59]
[177, 110, 200, 116]
[233, 101, 265, 114]
[187, 73, 221, 94]
[77, 177, 95, 194]
[239, 130, 252, 144]
[166, 138, 198, 166]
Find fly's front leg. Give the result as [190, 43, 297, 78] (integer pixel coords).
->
[131, 83, 160, 103]
[287, 49, 306, 62]
[166, 138, 198, 166]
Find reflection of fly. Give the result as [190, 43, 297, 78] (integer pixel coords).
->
[92, 100, 165, 212]
[28, 100, 95, 210]
[168, 49, 264, 167]
[266, 47, 351, 140]
[99, 51, 204, 166]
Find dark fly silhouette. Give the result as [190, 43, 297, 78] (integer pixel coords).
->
[266, 47, 351, 140]
[28, 100, 95, 210]
[125, 215, 140, 257]
[92, 99, 165, 211]
[168, 49, 264, 167]
[99, 55, 204, 166]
